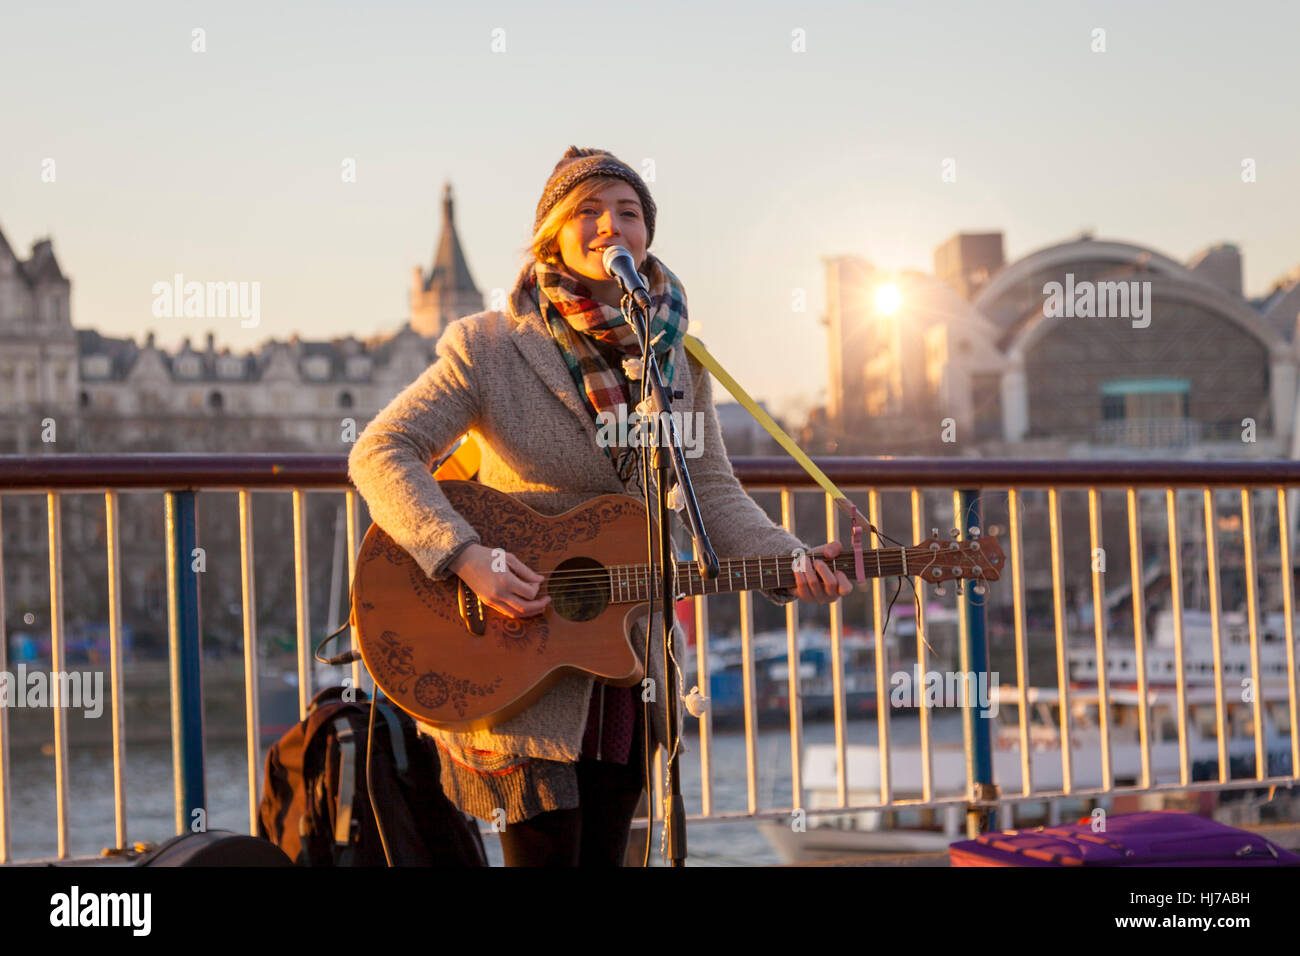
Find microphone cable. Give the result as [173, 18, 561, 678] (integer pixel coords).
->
[309, 620, 394, 866]
[366, 685, 396, 867]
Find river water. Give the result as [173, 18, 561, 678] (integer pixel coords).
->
[5, 712, 969, 866]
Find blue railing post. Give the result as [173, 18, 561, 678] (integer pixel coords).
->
[957, 488, 996, 836]
[165, 490, 206, 834]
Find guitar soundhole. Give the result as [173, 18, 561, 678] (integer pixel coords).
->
[548, 556, 608, 622]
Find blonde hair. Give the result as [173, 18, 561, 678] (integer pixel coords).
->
[523, 175, 644, 267]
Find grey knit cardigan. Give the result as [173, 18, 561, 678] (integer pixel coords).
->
[346, 262, 809, 766]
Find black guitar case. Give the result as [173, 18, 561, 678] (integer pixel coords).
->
[134, 830, 294, 866]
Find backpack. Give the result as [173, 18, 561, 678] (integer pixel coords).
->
[257, 684, 487, 866]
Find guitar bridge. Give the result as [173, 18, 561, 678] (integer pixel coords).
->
[458, 579, 487, 635]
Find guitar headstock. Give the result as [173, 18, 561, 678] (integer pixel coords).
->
[914, 526, 1005, 594]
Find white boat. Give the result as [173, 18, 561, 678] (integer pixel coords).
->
[1070, 608, 1300, 687]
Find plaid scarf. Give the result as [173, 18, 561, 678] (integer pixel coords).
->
[519, 253, 689, 479]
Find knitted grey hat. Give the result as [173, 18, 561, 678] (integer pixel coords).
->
[534, 146, 657, 247]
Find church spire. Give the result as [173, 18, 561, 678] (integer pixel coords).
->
[427, 182, 479, 297]
[410, 181, 484, 337]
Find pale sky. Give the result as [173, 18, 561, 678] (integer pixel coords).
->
[3, 0, 1298, 420]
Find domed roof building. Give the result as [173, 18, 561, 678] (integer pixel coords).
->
[972, 236, 1295, 455]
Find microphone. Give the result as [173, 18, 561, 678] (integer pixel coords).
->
[601, 245, 652, 312]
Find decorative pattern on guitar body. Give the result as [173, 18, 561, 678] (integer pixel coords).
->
[353, 480, 653, 731]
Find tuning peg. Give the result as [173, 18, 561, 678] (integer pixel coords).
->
[950, 528, 961, 539]
[973, 583, 987, 595]
[931, 527, 940, 539]
[969, 525, 981, 538]
[954, 581, 964, 595]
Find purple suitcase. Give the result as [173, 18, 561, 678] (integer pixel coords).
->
[949, 810, 1300, 867]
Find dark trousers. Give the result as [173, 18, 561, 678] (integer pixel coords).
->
[499, 705, 649, 867]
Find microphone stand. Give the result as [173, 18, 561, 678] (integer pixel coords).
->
[620, 291, 718, 868]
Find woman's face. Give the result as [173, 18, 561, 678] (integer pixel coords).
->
[556, 181, 647, 302]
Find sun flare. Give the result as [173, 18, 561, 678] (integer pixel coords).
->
[875, 283, 902, 315]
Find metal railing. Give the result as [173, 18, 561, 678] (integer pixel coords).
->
[1, 454, 1298, 864]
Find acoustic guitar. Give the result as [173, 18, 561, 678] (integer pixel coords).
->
[350, 479, 1005, 731]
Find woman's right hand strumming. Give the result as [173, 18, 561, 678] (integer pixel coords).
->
[449, 543, 551, 619]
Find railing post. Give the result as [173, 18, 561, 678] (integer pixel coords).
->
[238, 489, 261, 836]
[105, 491, 129, 851]
[165, 490, 206, 835]
[47, 492, 70, 858]
[956, 488, 996, 836]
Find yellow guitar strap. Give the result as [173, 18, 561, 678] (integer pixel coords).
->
[432, 433, 481, 480]
[683, 333, 872, 580]
[684, 334, 846, 500]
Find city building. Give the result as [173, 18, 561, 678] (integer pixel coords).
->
[823, 232, 1300, 460]
[0, 186, 483, 641]
[0, 185, 484, 457]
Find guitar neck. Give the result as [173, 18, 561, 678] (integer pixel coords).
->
[606, 546, 931, 604]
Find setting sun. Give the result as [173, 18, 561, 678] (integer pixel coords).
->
[875, 283, 902, 315]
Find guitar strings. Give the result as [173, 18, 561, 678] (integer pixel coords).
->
[525, 544, 969, 582]
[485, 551, 976, 603]
[535, 564, 913, 589]
[517, 561, 956, 592]
[451, 542, 993, 605]
[513, 547, 979, 591]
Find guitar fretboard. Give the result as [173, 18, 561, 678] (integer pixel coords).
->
[604, 545, 961, 603]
